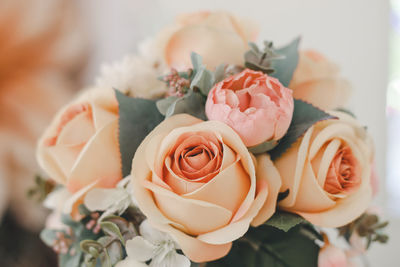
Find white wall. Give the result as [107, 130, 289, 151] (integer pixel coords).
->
[78, 0, 393, 265]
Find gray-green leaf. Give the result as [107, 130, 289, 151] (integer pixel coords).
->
[248, 140, 279, 154]
[100, 221, 125, 244]
[264, 212, 305, 232]
[116, 90, 164, 177]
[270, 37, 301, 87]
[164, 90, 207, 120]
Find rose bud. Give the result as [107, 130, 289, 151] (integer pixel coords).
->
[205, 69, 294, 147]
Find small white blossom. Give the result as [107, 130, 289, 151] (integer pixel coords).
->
[119, 220, 190, 267]
[83, 176, 136, 221]
[95, 38, 168, 99]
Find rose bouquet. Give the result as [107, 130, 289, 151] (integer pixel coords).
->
[34, 11, 388, 267]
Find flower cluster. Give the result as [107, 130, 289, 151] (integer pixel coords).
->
[35, 11, 387, 267]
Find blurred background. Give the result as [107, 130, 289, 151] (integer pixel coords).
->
[0, 0, 396, 266]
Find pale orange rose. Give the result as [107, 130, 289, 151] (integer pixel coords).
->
[37, 88, 122, 193]
[289, 50, 352, 110]
[275, 111, 373, 227]
[157, 11, 258, 70]
[131, 114, 280, 262]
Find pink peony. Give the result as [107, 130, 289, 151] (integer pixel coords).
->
[205, 69, 293, 147]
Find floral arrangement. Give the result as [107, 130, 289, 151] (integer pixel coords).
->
[34, 11, 388, 267]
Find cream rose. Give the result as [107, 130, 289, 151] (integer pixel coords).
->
[156, 11, 258, 70]
[275, 111, 373, 227]
[289, 50, 352, 110]
[37, 88, 122, 193]
[131, 114, 281, 262]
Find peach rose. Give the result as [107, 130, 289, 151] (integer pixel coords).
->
[275, 111, 373, 227]
[157, 11, 258, 70]
[206, 69, 294, 147]
[131, 114, 281, 262]
[289, 50, 352, 110]
[37, 88, 122, 193]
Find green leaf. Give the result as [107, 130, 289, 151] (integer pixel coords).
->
[156, 96, 179, 116]
[205, 240, 257, 267]
[78, 204, 91, 216]
[164, 90, 207, 120]
[116, 90, 164, 176]
[100, 221, 125, 244]
[98, 236, 124, 265]
[214, 64, 226, 83]
[244, 41, 282, 74]
[99, 249, 112, 267]
[207, 225, 320, 267]
[277, 189, 290, 202]
[191, 67, 215, 95]
[270, 37, 301, 87]
[264, 211, 305, 232]
[248, 140, 279, 154]
[80, 240, 104, 255]
[191, 52, 203, 70]
[61, 214, 81, 230]
[40, 229, 58, 246]
[59, 248, 82, 267]
[270, 99, 336, 160]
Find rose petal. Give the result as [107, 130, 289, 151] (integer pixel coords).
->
[252, 154, 282, 226]
[183, 156, 250, 215]
[298, 166, 372, 227]
[67, 120, 122, 192]
[143, 180, 232, 235]
[56, 111, 94, 146]
[276, 126, 314, 207]
[46, 143, 84, 179]
[197, 177, 268, 244]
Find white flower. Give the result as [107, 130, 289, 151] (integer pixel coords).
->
[115, 258, 148, 267]
[84, 176, 135, 221]
[120, 220, 190, 267]
[95, 38, 167, 99]
[43, 182, 97, 229]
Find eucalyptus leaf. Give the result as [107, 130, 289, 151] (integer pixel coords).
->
[244, 41, 283, 74]
[270, 37, 301, 87]
[248, 140, 279, 154]
[214, 64, 226, 83]
[164, 90, 207, 120]
[100, 249, 112, 267]
[190, 67, 214, 95]
[116, 90, 164, 176]
[78, 204, 91, 216]
[61, 214, 81, 230]
[40, 229, 58, 246]
[80, 240, 104, 255]
[98, 236, 124, 265]
[191, 52, 203, 70]
[59, 249, 82, 267]
[270, 99, 336, 160]
[264, 211, 305, 232]
[100, 221, 125, 244]
[102, 216, 138, 241]
[156, 96, 179, 116]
